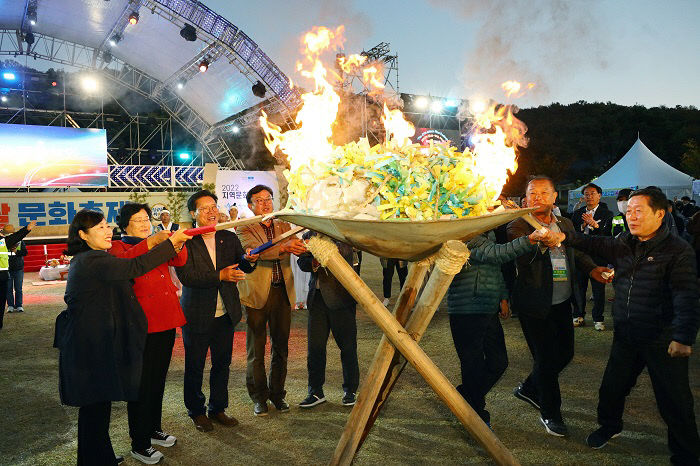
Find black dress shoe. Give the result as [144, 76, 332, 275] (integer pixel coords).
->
[271, 398, 290, 412]
[254, 401, 269, 416]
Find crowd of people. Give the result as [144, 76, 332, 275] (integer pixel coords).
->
[4, 178, 697, 465]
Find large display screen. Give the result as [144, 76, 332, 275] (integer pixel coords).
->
[0, 123, 108, 187]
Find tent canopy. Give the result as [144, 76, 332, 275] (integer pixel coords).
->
[568, 138, 693, 210]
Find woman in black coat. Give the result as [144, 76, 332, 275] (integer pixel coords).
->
[54, 209, 190, 465]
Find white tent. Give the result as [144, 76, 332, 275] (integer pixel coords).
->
[567, 137, 694, 211]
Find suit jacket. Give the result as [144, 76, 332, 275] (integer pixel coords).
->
[571, 202, 613, 237]
[156, 222, 179, 232]
[176, 230, 255, 333]
[297, 232, 357, 311]
[507, 215, 597, 318]
[237, 220, 296, 309]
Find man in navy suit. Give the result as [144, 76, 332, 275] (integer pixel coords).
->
[176, 190, 258, 432]
[571, 183, 613, 330]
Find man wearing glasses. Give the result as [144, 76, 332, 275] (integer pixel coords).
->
[237, 185, 307, 416]
[176, 190, 258, 432]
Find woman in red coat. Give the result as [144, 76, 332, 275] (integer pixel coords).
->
[110, 203, 188, 465]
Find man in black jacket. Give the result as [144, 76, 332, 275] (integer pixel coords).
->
[507, 176, 607, 437]
[555, 187, 700, 465]
[176, 190, 258, 432]
[296, 232, 360, 408]
[571, 183, 614, 330]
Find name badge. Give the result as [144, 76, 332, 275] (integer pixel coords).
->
[552, 257, 568, 282]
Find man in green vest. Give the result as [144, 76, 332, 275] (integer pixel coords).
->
[0, 220, 35, 329]
[3, 224, 28, 313]
[611, 189, 632, 237]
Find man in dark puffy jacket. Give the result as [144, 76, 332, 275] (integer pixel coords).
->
[447, 226, 550, 426]
[555, 187, 700, 465]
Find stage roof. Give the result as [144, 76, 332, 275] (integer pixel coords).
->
[0, 0, 299, 129]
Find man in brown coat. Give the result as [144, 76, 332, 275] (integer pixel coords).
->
[237, 185, 307, 416]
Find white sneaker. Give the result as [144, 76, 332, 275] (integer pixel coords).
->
[572, 317, 584, 327]
[6, 306, 14, 313]
[15, 307, 23, 312]
[150, 430, 176, 447]
[594, 322, 605, 331]
[131, 446, 163, 464]
[382, 298, 390, 306]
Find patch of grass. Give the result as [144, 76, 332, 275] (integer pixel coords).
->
[0, 256, 697, 465]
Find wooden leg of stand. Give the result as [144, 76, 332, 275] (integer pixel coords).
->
[332, 258, 433, 466]
[307, 237, 519, 466]
[356, 242, 470, 449]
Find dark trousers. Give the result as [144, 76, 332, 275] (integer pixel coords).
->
[6, 269, 23, 308]
[77, 401, 117, 466]
[449, 312, 508, 424]
[182, 314, 234, 417]
[307, 292, 359, 395]
[128, 329, 176, 451]
[573, 270, 605, 322]
[518, 299, 574, 421]
[0, 278, 8, 329]
[382, 259, 408, 299]
[245, 286, 291, 403]
[597, 328, 700, 465]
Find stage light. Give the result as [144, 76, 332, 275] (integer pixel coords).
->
[445, 99, 459, 108]
[24, 32, 35, 47]
[198, 59, 209, 73]
[252, 80, 266, 98]
[1, 96, 7, 103]
[108, 34, 121, 47]
[27, 7, 37, 25]
[47, 69, 58, 87]
[414, 96, 428, 109]
[3, 72, 16, 81]
[176, 78, 187, 90]
[102, 51, 112, 64]
[81, 76, 99, 93]
[430, 100, 443, 113]
[180, 24, 197, 42]
[231, 126, 240, 134]
[128, 12, 139, 25]
[178, 152, 191, 160]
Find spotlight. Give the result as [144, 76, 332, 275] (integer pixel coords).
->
[176, 78, 187, 90]
[102, 51, 112, 64]
[81, 76, 99, 93]
[128, 11, 139, 25]
[198, 59, 209, 73]
[445, 100, 459, 108]
[24, 32, 35, 47]
[2, 72, 16, 81]
[231, 126, 240, 134]
[47, 69, 58, 87]
[180, 24, 197, 42]
[1, 95, 7, 103]
[108, 34, 121, 47]
[251, 80, 266, 98]
[27, 7, 37, 25]
[430, 100, 443, 113]
[178, 152, 191, 160]
[414, 96, 428, 109]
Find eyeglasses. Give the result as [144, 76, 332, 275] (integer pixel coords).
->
[197, 205, 219, 213]
[253, 197, 274, 205]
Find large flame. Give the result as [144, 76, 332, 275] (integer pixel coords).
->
[260, 25, 530, 217]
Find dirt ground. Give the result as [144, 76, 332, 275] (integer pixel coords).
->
[0, 255, 698, 465]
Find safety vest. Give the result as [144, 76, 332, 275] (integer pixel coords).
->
[611, 215, 626, 237]
[0, 238, 9, 271]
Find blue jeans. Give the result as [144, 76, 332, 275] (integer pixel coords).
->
[7, 269, 23, 308]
